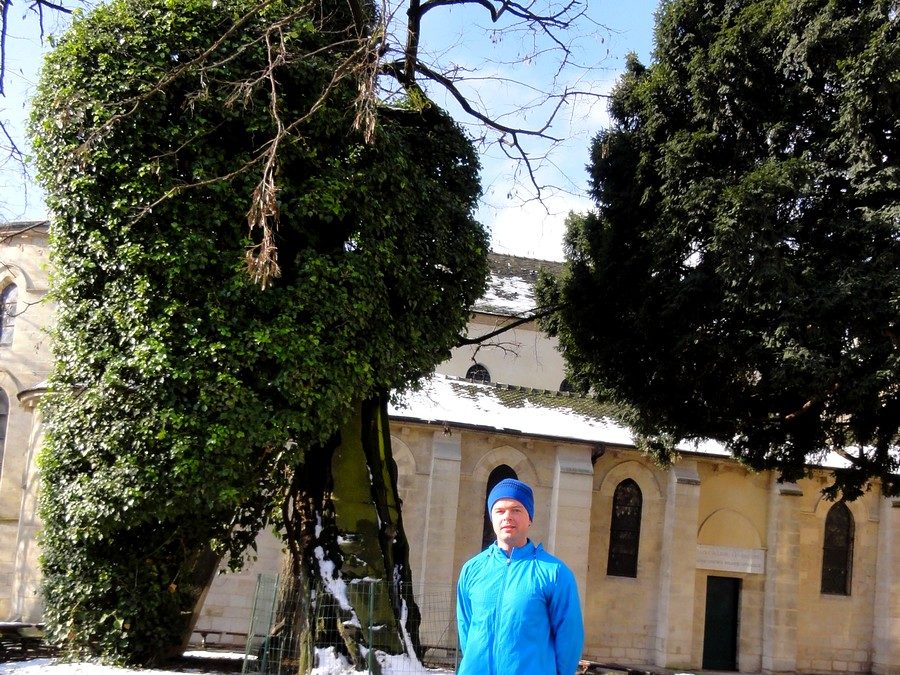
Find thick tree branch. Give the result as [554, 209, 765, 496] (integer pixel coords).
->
[418, 0, 578, 28]
[0, 0, 11, 96]
[456, 304, 559, 346]
[403, 0, 421, 83]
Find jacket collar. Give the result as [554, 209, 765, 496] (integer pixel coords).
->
[491, 539, 539, 560]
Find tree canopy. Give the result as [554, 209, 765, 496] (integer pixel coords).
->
[540, 0, 899, 499]
[30, 0, 487, 662]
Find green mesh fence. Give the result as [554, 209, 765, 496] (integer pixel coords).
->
[242, 575, 458, 675]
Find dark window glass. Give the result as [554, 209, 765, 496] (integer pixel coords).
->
[607, 479, 642, 577]
[466, 363, 491, 383]
[559, 378, 573, 393]
[482, 464, 518, 549]
[0, 284, 17, 345]
[821, 502, 854, 595]
[0, 389, 7, 471]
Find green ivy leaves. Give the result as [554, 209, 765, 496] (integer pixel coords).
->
[31, 0, 487, 664]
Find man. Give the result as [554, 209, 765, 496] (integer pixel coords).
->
[456, 478, 585, 674]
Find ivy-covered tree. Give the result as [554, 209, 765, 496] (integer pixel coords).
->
[540, 0, 899, 500]
[30, 0, 487, 665]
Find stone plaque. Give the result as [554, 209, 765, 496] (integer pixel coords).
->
[696, 544, 766, 574]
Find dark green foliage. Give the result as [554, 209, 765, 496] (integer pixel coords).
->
[540, 0, 899, 499]
[30, 0, 487, 663]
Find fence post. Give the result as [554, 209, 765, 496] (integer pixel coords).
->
[367, 581, 376, 675]
[242, 573, 279, 675]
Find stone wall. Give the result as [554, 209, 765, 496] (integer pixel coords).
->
[186, 420, 900, 675]
[436, 313, 567, 391]
[0, 223, 52, 621]
[0, 229, 897, 673]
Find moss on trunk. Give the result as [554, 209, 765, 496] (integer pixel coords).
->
[273, 393, 421, 673]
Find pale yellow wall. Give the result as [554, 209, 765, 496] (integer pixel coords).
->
[0, 224, 53, 621]
[692, 460, 768, 671]
[455, 435, 543, 576]
[7, 396, 45, 622]
[794, 479, 879, 673]
[390, 431, 429, 592]
[0, 229, 897, 674]
[584, 452, 666, 664]
[697, 463, 768, 549]
[872, 493, 900, 675]
[190, 529, 284, 648]
[436, 313, 567, 391]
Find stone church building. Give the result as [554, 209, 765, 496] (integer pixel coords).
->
[0, 221, 898, 673]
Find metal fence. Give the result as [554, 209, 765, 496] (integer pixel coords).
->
[242, 575, 458, 675]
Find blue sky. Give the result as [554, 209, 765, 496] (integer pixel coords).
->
[0, 0, 660, 260]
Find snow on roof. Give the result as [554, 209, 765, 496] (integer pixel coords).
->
[472, 253, 563, 317]
[464, 254, 860, 473]
[390, 374, 722, 455]
[390, 375, 858, 471]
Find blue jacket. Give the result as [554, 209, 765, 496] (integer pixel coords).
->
[456, 540, 584, 675]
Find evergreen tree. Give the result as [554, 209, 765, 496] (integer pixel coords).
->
[540, 0, 899, 500]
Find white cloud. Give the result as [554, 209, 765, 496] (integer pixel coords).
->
[483, 192, 593, 262]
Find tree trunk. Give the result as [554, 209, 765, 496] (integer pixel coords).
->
[168, 545, 223, 660]
[271, 393, 422, 673]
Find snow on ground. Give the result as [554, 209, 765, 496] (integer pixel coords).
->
[0, 651, 241, 675]
[0, 651, 454, 675]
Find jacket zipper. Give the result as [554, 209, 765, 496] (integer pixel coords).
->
[492, 546, 515, 674]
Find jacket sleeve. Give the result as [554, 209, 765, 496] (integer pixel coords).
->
[549, 564, 584, 675]
[456, 563, 472, 655]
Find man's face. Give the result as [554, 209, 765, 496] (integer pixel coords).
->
[491, 498, 531, 551]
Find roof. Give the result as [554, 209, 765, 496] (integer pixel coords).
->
[389, 373, 725, 454]
[389, 374, 857, 470]
[0, 220, 49, 238]
[472, 253, 563, 317]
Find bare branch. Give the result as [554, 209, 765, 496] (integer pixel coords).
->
[470, 338, 522, 358]
[411, 61, 560, 140]
[419, 0, 579, 28]
[456, 304, 559, 346]
[0, 115, 25, 163]
[31, 0, 73, 13]
[0, 220, 46, 246]
[0, 0, 11, 97]
[1, 1, 78, 96]
[72, 0, 289, 157]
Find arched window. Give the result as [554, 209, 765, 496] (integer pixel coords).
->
[607, 479, 642, 577]
[0, 284, 17, 345]
[821, 502, 854, 595]
[559, 378, 573, 393]
[482, 464, 518, 549]
[0, 390, 8, 472]
[466, 363, 491, 384]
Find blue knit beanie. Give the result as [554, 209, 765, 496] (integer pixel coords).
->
[487, 478, 535, 521]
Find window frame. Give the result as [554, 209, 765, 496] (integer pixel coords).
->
[0, 389, 8, 475]
[607, 478, 642, 578]
[821, 501, 854, 596]
[466, 363, 491, 384]
[0, 283, 18, 345]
